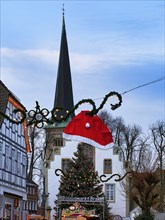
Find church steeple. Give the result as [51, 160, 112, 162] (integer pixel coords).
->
[54, 13, 74, 118]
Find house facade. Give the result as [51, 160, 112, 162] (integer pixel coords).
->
[45, 135, 126, 219]
[0, 80, 31, 219]
[44, 14, 127, 220]
[25, 179, 38, 215]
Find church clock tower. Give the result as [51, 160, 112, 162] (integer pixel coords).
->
[44, 12, 75, 165]
[44, 13, 75, 219]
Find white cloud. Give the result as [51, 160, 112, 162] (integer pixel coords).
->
[1, 46, 163, 78]
[1, 48, 59, 65]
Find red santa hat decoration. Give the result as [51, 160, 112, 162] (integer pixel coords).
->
[63, 111, 114, 149]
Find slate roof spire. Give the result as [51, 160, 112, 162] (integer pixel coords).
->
[54, 13, 74, 118]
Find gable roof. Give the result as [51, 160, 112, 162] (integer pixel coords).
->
[0, 80, 9, 127]
[0, 80, 25, 127]
[0, 80, 31, 153]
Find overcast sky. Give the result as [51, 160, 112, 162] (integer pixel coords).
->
[1, 0, 165, 132]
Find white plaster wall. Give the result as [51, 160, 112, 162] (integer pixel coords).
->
[95, 147, 126, 217]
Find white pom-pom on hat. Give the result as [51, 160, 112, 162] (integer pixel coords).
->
[85, 122, 90, 128]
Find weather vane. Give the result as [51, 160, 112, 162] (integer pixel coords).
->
[62, 4, 65, 15]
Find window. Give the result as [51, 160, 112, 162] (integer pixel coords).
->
[22, 179, 26, 188]
[29, 201, 31, 210]
[26, 201, 28, 210]
[12, 131, 16, 142]
[105, 184, 115, 202]
[12, 149, 15, 174]
[104, 159, 112, 174]
[35, 202, 38, 210]
[27, 187, 30, 194]
[14, 176, 16, 184]
[17, 152, 21, 175]
[15, 155, 17, 177]
[62, 158, 70, 173]
[22, 155, 26, 178]
[6, 128, 9, 137]
[8, 173, 12, 182]
[0, 141, 3, 169]
[55, 138, 63, 147]
[46, 149, 53, 160]
[31, 201, 35, 210]
[79, 143, 95, 165]
[5, 145, 10, 171]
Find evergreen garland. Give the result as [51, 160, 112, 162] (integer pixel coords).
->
[0, 91, 122, 128]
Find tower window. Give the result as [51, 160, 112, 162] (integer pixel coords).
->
[54, 138, 63, 147]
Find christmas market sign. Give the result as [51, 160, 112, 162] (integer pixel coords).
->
[58, 196, 104, 204]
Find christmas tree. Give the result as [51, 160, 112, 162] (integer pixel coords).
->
[59, 143, 103, 197]
[56, 143, 111, 219]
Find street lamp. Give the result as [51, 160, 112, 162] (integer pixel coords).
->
[42, 176, 49, 220]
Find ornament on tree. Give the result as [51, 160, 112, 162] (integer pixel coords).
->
[63, 111, 114, 149]
[69, 205, 76, 211]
